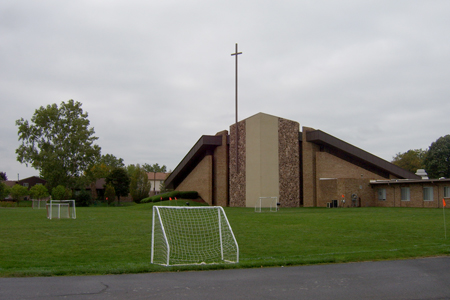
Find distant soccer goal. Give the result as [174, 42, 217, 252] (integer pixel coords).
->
[151, 206, 239, 266]
[32, 199, 48, 209]
[46, 200, 76, 219]
[255, 197, 278, 212]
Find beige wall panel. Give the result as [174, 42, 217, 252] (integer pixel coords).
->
[245, 113, 279, 207]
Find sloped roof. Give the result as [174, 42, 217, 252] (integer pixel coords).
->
[165, 135, 222, 189]
[305, 129, 420, 180]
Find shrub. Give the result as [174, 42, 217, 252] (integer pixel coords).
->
[140, 191, 199, 203]
[104, 184, 116, 206]
[51, 185, 72, 200]
[75, 190, 91, 207]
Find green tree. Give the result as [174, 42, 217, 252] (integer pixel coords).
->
[15, 100, 101, 190]
[424, 135, 450, 178]
[0, 182, 10, 200]
[128, 164, 151, 203]
[391, 149, 426, 173]
[10, 184, 28, 205]
[51, 185, 72, 200]
[142, 163, 167, 173]
[99, 154, 125, 169]
[29, 184, 49, 200]
[85, 154, 125, 200]
[0, 172, 7, 181]
[105, 168, 130, 206]
[104, 183, 116, 206]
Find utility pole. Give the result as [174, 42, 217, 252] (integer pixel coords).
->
[231, 43, 242, 172]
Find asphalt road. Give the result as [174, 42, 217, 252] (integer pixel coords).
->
[1, 257, 449, 300]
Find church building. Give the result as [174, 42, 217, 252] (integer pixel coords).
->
[165, 112, 449, 208]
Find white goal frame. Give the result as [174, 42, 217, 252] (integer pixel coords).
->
[151, 206, 239, 266]
[46, 200, 76, 219]
[32, 199, 48, 209]
[255, 196, 278, 212]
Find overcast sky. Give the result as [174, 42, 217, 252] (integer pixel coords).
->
[1, 1, 450, 180]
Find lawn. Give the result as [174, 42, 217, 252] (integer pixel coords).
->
[0, 202, 449, 277]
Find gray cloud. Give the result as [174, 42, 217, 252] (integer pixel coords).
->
[1, 0, 450, 179]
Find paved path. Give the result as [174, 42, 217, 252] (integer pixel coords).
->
[1, 257, 449, 300]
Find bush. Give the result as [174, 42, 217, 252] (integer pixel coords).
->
[140, 191, 199, 203]
[52, 185, 72, 200]
[75, 190, 91, 207]
[104, 184, 116, 206]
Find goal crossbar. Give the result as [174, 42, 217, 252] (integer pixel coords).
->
[46, 200, 76, 219]
[255, 197, 278, 212]
[151, 206, 239, 266]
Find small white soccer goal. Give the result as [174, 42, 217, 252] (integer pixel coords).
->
[32, 199, 48, 209]
[151, 206, 239, 266]
[255, 197, 278, 212]
[46, 200, 76, 219]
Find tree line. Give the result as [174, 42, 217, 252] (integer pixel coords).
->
[391, 135, 450, 178]
[3, 99, 169, 205]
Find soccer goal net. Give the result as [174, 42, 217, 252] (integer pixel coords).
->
[46, 200, 76, 219]
[32, 199, 48, 209]
[151, 206, 239, 266]
[255, 197, 278, 212]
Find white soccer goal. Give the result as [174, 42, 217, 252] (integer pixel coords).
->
[46, 200, 76, 219]
[255, 196, 278, 212]
[151, 206, 239, 266]
[32, 199, 48, 209]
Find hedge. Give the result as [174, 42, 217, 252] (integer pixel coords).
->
[141, 191, 199, 204]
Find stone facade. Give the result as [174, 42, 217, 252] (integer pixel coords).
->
[229, 120, 246, 207]
[278, 118, 300, 207]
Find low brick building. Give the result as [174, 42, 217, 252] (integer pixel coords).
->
[165, 112, 446, 208]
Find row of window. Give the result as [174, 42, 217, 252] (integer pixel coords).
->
[378, 186, 450, 201]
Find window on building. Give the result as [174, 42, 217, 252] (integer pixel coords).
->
[401, 187, 410, 201]
[423, 187, 434, 201]
[23, 183, 29, 188]
[444, 186, 450, 198]
[378, 188, 386, 201]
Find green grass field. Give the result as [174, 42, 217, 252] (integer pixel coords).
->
[1, 202, 449, 277]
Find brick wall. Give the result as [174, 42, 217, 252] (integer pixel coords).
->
[302, 127, 320, 207]
[213, 131, 229, 207]
[374, 182, 450, 208]
[176, 155, 213, 205]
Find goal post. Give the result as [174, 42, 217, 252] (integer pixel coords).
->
[255, 196, 278, 212]
[151, 206, 239, 266]
[46, 200, 76, 219]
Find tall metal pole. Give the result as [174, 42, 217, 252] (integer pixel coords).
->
[231, 43, 242, 173]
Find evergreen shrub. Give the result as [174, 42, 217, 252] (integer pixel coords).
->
[141, 191, 199, 203]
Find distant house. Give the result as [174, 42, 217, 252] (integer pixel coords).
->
[148, 172, 169, 196]
[4, 176, 47, 190]
[2, 176, 47, 200]
[18, 176, 47, 189]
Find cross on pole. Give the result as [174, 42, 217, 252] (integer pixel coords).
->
[231, 43, 242, 173]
